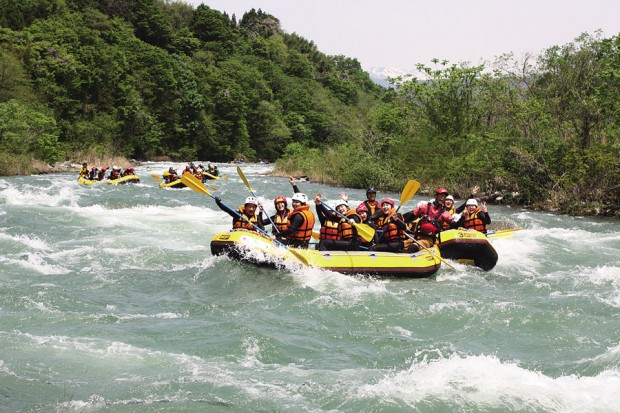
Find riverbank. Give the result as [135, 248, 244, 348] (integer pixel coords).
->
[270, 167, 620, 218]
[0, 157, 138, 176]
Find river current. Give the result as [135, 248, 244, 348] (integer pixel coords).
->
[1, 162, 619, 412]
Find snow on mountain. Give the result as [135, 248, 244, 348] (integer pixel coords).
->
[366, 66, 419, 88]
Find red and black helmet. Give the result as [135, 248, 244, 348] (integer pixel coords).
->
[274, 196, 287, 206]
[435, 188, 449, 196]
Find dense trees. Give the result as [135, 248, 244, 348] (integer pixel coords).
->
[278, 34, 619, 215]
[0, 1, 617, 214]
[0, 0, 381, 172]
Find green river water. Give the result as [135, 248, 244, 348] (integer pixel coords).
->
[1, 162, 619, 412]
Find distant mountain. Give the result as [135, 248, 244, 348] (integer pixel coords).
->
[366, 66, 417, 88]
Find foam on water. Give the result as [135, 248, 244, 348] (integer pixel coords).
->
[0, 179, 80, 207]
[359, 353, 620, 411]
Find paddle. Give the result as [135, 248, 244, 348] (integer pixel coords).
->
[391, 179, 454, 269]
[487, 228, 523, 239]
[237, 166, 280, 234]
[181, 173, 309, 267]
[203, 171, 220, 180]
[319, 200, 375, 243]
[151, 173, 162, 179]
[397, 228, 456, 270]
[396, 179, 421, 212]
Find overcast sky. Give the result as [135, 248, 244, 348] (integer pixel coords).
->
[184, 0, 620, 71]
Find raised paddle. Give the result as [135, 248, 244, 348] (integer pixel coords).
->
[319, 200, 375, 243]
[396, 179, 421, 212]
[237, 166, 280, 233]
[181, 173, 309, 267]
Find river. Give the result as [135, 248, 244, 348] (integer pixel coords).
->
[1, 162, 619, 412]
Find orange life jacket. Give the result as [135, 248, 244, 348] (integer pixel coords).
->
[233, 206, 259, 231]
[319, 219, 340, 240]
[273, 210, 291, 233]
[464, 209, 488, 233]
[376, 209, 404, 242]
[287, 205, 315, 242]
[338, 210, 360, 240]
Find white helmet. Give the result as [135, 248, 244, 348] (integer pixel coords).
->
[291, 193, 308, 204]
[335, 201, 349, 210]
[244, 196, 258, 206]
[446, 195, 455, 201]
[466, 198, 478, 206]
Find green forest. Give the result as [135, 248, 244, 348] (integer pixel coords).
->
[0, 0, 618, 216]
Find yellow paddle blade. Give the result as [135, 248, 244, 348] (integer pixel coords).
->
[487, 228, 523, 239]
[399, 180, 421, 207]
[203, 172, 220, 180]
[153, 178, 163, 183]
[311, 231, 321, 240]
[150, 173, 161, 179]
[181, 173, 211, 196]
[354, 223, 375, 243]
[237, 166, 253, 193]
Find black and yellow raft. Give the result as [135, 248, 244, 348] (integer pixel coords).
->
[211, 230, 442, 278]
[437, 229, 498, 271]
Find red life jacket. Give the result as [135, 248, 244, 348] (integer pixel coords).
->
[416, 202, 448, 236]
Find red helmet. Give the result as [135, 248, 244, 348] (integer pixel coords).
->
[356, 203, 368, 213]
[435, 188, 449, 196]
[380, 197, 395, 207]
[274, 196, 287, 206]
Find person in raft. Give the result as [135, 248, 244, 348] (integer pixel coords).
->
[400, 188, 455, 252]
[315, 197, 361, 251]
[215, 196, 264, 232]
[259, 196, 292, 236]
[454, 198, 491, 234]
[271, 192, 316, 249]
[314, 194, 342, 249]
[362, 187, 379, 215]
[369, 197, 405, 253]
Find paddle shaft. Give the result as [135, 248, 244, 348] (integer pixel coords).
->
[389, 216, 455, 269]
[237, 166, 280, 234]
[181, 173, 307, 265]
[318, 200, 374, 242]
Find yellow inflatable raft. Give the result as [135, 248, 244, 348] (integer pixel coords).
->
[437, 229, 498, 271]
[211, 230, 442, 278]
[78, 176, 96, 185]
[105, 175, 140, 185]
[159, 179, 186, 189]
